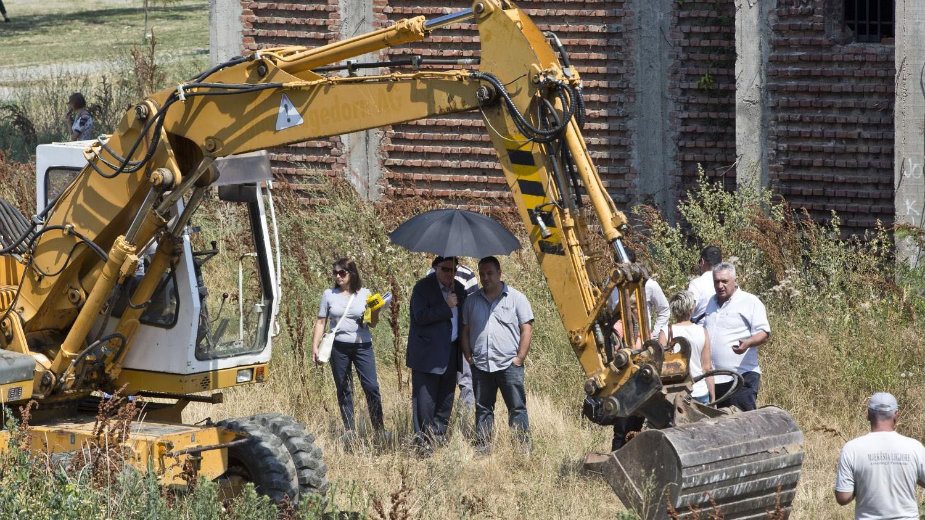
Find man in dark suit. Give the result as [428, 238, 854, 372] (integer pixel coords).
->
[407, 256, 467, 450]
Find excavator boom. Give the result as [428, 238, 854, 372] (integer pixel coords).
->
[0, 1, 802, 515]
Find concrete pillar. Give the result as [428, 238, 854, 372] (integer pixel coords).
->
[631, 0, 677, 219]
[894, 0, 925, 266]
[209, 0, 243, 65]
[734, 0, 773, 190]
[337, 0, 386, 201]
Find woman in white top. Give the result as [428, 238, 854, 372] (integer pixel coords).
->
[668, 291, 714, 404]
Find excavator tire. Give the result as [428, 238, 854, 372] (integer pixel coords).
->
[216, 417, 299, 504]
[602, 406, 803, 519]
[249, 413, 330, 496]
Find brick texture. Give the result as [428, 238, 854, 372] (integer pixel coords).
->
[240, 0, 896, 234]
[379, 0, 633, 208]
[671, 0, 737, 194]
[241, 0, 346, 189]
[767, 0, 895, 234]
[241, 0, 633, 208]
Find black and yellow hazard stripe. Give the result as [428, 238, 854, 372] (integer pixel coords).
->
[505, 147, 564, 255]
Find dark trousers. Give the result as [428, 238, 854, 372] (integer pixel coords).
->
[0, 1, 6, 16]
[330, 340, 384, 431]
[472, 364, 529, 443]
[714, 371, 761, 411]
[411, 366, 457, 443]
[611, 415, 645, 451]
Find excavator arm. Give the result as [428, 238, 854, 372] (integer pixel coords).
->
[1, 1, 802, 516]
[21, 0, 648, 407]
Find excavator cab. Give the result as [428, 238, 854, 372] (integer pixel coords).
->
[34, 143, 281, 394]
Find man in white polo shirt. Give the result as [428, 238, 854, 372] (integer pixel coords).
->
[835, 392, 925, 519]
[687, 245, 722, 323]
[702, 262, 770, 411]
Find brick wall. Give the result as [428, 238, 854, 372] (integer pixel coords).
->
[671, 0, 737, 194]
[238, 0, 897, 234]
[379, 1, 634, 208]
[240, 0, 347, 191]
[768, 0, 895, 234]
[240, 0, 634, 208]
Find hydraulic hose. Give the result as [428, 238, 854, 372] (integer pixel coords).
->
[471, 71, 583, 143]
[690, 369, 745, 407]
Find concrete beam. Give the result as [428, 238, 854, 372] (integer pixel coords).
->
[338, 0, 385, 201]
[631, 0, 677, 219]
[209, 0, 243, 65]
[734, 0, 773, 190]
[895, 0, 925, 266]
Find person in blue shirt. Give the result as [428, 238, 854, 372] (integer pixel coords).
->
[461, 256, 534, 450]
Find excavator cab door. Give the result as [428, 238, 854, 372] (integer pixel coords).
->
[35, 144, 281, 384]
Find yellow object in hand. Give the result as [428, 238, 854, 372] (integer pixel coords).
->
[363, 292, 391, 324]
[366, 292, 386, 312]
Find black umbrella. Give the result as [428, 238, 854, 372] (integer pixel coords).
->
[388, 209, 521, 258]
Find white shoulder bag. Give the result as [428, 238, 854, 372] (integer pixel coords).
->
[317, 292, 356, 364]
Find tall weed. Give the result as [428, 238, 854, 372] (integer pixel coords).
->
[631, 171, 925, 429]
[0, 39, 206, 162]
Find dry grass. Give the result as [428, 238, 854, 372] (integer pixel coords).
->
[179, 180, 622, 518]
[186, 350, 620, 518]
[177, 177, 925, 518]
[2, 133, 923, 516]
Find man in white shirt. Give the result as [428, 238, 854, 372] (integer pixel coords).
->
[835, 392, 925, 519]
[702, 262, 769, 411]
[687, 245, 722, 323]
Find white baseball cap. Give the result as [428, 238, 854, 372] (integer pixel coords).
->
[868, 392, 898, 412]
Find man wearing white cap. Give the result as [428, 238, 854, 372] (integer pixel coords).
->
[834, 392, 925, 518]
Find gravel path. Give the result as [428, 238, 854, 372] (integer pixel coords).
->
[0, 48, 208, 100]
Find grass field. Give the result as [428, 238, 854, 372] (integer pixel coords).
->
[0, 0, 208, 70]
[0, 0, 209, 161]
[0, 3, 923, 517]
[177, 179, 925, 520]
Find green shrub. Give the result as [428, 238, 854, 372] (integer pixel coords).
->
[631, 170, 925, 427]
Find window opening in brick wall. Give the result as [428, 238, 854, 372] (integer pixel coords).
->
[844, 0, 894, 43]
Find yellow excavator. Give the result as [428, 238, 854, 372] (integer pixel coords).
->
[3, 0, 802, 517]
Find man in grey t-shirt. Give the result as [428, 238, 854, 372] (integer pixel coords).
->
[835, 392, 925, 519]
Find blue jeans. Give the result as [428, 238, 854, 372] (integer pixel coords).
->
[472, 364, 529, 444]
[330, 341, 384, 431]
[693, 394, 710, 405]
[714, 371, 761, 411]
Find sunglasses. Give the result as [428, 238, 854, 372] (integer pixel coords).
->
[333, 269, 349, 277]
[438, 266, 455, 273]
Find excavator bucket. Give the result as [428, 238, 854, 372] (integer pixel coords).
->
[601, 407, 803, 519]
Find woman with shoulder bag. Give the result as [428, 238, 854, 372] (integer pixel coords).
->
[311, 258, 385, 437]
